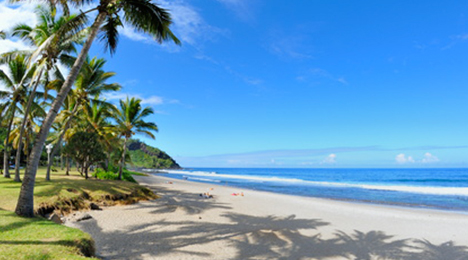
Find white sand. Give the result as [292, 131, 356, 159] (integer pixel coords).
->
[66, 174, 468, 259]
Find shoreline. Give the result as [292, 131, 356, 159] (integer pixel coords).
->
[65, 173, 468, 259]
[152, 174, 468, 218]
[154, 171, 468, 215]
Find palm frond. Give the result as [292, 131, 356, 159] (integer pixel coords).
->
[100, 15, 122, 55]
[121, 0, 180, 45]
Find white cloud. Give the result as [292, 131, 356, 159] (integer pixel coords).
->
[395, 153, 415, 164]
[0, 1, 36, 31]
[103, 92, 177, 106]
[396, 152, 439, 164]
[269, 36, 313, 60]
[321, 153, 337, 164]
[0, 1, 36, 53]
[297, 67, 348, 85]
[421, 152, 440, 163]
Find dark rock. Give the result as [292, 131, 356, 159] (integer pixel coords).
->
[90, 203, 101, 210]
[75, 213, 92, 222]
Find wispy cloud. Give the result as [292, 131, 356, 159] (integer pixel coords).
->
[215, 0, 256, 22]
[269, 36, 314, 60]
[441, 33, 468, 50]
[176, 145, 464, 167]
[103, 92, 179, 107]
[177, 146, 377, 167]
[297, 68, 348, 85]
[0, 1, 36, 31]
[0, 2, 36, 54]
[194, 54, 263, 85]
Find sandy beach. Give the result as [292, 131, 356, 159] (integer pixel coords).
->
[66, 174, 468, 259]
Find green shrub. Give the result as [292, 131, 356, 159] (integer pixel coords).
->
[94, 168, 136, 183]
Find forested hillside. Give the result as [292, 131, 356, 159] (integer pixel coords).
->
[127, 140, 181, 169]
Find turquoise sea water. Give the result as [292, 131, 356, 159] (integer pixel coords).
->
[155, 168, 468, 212]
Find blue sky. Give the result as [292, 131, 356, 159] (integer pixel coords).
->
[1, 1, 468, 168]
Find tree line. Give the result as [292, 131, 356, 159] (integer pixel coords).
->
[0, 0, 180, 217]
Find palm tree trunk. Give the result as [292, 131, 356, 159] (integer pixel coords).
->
[46, 104, 79, 181]
[85, 156, 89, 179]
[14, 70, 44, 182]
[118, 136, 128, 181]
[3, 106, 17, 178]
[66, 157, 70, 175]
[15, 11, 107, 217]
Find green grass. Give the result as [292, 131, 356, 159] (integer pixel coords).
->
[0, 168, 156, 213]
[0, 210, 97, 260]
[0, 167, 157, 259]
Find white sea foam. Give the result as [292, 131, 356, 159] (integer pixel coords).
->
[185, 177, 222, 183]
[162, 169, 468, 197]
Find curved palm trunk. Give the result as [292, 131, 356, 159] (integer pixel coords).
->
[118, 136, 128, 181]
[46, 105, 79, 181]
[15, 12, 107, 217]
[14, 70, 44, 182]
[3, 106, 17, 178]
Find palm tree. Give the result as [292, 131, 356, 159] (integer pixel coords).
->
[0, 55, 35, 179]
[83, 98, 119, 170]
[114, 97, 158, 180]
[45, 57, 120, 180]
[10, 5, 88, 181]
[15, 0, 179, 217]
[0, 30, 6, 39]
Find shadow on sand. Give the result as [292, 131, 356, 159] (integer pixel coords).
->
[71, 185, 468, 260]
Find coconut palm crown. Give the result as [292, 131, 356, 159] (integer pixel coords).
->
[114, 97, 158, 180]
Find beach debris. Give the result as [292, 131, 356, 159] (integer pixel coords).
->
[48, 213, 63, 224]
[166, 181, 173, 184]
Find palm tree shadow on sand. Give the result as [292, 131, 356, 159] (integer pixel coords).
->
[73, 207, 468, 260]
[121, 186, 233, 215]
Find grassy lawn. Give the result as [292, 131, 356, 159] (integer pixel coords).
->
[0, 210, 96, 260]
[0, 167, 157, 259]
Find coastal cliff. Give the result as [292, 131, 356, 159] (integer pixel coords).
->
[127, 140, 181, 169]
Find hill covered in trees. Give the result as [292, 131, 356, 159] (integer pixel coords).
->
[127, 140, 181, 169]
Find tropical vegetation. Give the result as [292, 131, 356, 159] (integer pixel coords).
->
[0, 0, 180, 218]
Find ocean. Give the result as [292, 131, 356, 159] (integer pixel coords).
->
[155, 168, 468, 212]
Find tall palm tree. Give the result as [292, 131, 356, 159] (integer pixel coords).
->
[0, 55, 35, 178]
[45, 57, 120, 180]
[0, 30, 6, 39]
[11, 5, 88, 181]
[83, 98, 119, 170]
[114, 97, 158, 180]
[15, 0, 179, 217]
